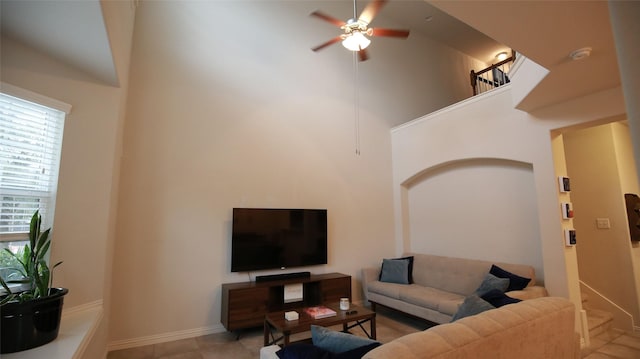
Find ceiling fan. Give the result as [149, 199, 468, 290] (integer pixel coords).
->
[310, 0, 410, 61]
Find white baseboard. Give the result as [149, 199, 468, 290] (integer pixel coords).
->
[108, 324, 226, 352]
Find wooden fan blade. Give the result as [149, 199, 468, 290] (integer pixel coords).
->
[370, 28, 410, 38]
[358, 48, 370, 62]
[310, 11, 346, 27]
[311, 36, 343, 52]
[358, 0, 388, 25]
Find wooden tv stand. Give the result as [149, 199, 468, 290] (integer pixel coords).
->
[221, 272, 351, 332]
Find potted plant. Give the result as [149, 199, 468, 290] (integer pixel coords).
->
[0, 210, 68, 354]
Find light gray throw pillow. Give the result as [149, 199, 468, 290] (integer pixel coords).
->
[451, 294, 495, 322]
[475, 273, 509, 296]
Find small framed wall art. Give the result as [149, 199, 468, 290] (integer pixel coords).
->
[561, 202, 574, 219]
[565, 229, 576, 246]
[558, 176, 571, 193]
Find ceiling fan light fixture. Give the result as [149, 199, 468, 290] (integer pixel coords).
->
[342, 31, 371, 51]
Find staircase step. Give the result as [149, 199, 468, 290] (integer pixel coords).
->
[586, 308, 613, 338]
[581, 292, 589, 305]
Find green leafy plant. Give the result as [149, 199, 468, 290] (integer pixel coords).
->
[0, 210, 62, 305]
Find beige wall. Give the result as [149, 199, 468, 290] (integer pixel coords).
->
[1, 35, 120, 308]
[564, 122, 640, 325]
[550, 132, 585, 336]
[405, 158, 544, 279]
[613, 123, 640, 320]
[1, 1, 135, 357]
[390, 85, 627, 318]
[108, 1, 483, 345]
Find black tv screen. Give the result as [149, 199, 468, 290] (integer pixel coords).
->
[231, 208, 328, 272]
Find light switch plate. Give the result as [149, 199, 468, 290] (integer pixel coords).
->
[596, 218, 610, 229]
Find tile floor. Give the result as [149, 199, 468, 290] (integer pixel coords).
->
[107, 307, 431, 359]
[581, 328, 640, 359]
[108, 308, 640, 359]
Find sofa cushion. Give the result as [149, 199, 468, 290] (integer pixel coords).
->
[450, 294, 495, 322]
[367, 281, 404, 299]
[439, 298, 465, 316]
[399, 285, 464, 312]
[403, 253, 537, 295]
[311, 325, 379, 353]
[407, 253, 493, 295]
[475, 273, 509, 296]
[379, 258, 411, 284]
[490, 264, 531, 291]
[481, 289, 522, 307]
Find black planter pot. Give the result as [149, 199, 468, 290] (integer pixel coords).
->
[0, 287, 69, 354]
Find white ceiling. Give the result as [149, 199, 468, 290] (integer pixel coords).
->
[1, 0, 118, 86]
[0, 0, 620, 112]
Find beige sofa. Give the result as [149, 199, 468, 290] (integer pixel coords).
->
[260, 297, 578, 359]
[364, 296, 579, 359]
[362, 252, 548, 324]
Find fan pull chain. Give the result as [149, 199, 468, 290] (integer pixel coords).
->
[354, 57, 360, 155]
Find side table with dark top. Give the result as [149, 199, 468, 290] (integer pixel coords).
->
[264, 303, 376, 347]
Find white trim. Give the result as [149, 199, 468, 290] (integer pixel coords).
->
[108, 324, 226, 352]
[0, 82, 72, 114]
[391, 85, 512, 133]
[579, 280, 636, 329]
[0, 232, 29, 242]
[73, 304, 104, 359]
[580, 309, 590, 348]
[63, 299, 103, 318]
[507, 53, 527, 79]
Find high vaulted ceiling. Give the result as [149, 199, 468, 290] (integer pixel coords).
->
[430, 0, 621, 111]
[1, 0, 621, 113]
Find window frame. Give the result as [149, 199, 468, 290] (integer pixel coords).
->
[0, 82, 71, 242]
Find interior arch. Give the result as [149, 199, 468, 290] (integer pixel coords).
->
[399, 157, 544, 281]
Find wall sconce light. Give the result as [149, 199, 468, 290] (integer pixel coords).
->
[495, 51, 508, 61]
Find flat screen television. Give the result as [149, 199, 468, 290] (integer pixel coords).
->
[231, 208, 328, 272]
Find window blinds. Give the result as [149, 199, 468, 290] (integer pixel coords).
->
[0, 92, 66, 237]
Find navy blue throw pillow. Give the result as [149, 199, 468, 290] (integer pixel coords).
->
[276, 342, 381, 359]
[489, 264, 531, 291]
[480, 288, 522, 307]
[275, 343, 329, 359]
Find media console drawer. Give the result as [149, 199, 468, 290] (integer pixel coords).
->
[221, 273, 351, 332]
